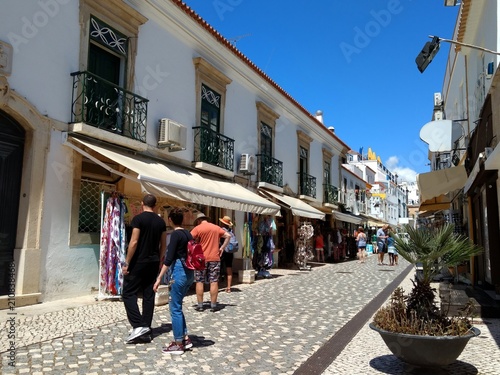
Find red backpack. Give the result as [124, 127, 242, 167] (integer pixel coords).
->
[185, 237, 205, 271]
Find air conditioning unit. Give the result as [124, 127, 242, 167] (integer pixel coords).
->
[158, 118, 187, 151]
[239, 153, 256, 175]
[434, 92, 443, 107]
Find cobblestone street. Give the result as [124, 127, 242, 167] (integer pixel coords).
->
[1, 255, 499, 374]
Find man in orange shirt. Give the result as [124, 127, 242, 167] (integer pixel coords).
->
[191, 212, 231, 312]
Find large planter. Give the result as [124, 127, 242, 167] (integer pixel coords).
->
[369, 323, 480, 368]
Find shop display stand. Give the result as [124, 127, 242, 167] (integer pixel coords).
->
[295, 222, 314, 271]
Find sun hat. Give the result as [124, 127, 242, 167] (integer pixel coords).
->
[219, 216, 233, 227]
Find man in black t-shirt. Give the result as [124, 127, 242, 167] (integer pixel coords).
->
[121, 194, 166, 344]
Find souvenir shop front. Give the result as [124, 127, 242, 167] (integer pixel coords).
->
[331, 211, 365, 261]
[258, 189, 326, 270]
[67, 138, 281, 299]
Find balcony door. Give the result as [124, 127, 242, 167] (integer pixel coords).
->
[87, 43, 122, 131]
[259, 123, 273, 179]
[86, 17, 127, 132]
[299, 147, 308, 193]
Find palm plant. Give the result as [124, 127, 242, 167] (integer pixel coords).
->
[394, 223, 483, 285]
[373, 223, 483, 336]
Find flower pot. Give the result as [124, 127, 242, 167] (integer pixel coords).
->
[369, 323, 480, 368]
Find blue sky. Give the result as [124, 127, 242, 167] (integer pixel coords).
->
[182, 0, 459, 182]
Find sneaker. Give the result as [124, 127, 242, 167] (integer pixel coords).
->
[194, 305, 204, 312]
[209, 305, 220, 312]
[162, 341, 184, 355]
[132, 334, 152, 344]
[126, 327, 151, 344]
[183, 337, 193, 349]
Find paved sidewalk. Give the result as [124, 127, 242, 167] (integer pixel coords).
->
[1, 255, 499, 374]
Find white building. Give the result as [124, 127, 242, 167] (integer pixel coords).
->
[346, 151, 409, 227]
[0, 0, 352, 307]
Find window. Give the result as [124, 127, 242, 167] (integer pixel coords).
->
[260, 122, 272, 157]
[78, 179, 114, 233]
[193, 57, 231, 131]
[75, 1, 147, 140]
[324, 161, 331, 185]
[201, 84, 221, 132]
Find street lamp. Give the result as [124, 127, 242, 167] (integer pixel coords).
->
[415, 35, 500, 73]
[415, 36, 440, 73]
[444, 0, 458, 6]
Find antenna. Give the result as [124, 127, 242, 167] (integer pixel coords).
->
[227, 33, 251, 46]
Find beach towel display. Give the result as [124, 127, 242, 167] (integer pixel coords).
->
[98, 192, 127, 299]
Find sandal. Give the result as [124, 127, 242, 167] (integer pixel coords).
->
[226, 288, 231, 293]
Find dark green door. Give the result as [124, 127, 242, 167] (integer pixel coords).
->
[87, 43, 121, 131]
[0, 111, 25, 295]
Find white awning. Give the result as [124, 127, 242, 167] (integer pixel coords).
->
[260, 190, 325, 220]
[333, 211, 363, 225]
[66, 138, 281, 216]
[417, 165, 467, 202]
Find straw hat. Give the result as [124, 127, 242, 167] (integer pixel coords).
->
[219, 216, 233, 227]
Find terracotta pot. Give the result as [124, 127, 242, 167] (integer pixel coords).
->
[370, 323, 480, 368]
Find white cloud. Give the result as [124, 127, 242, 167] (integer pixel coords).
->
[385, 156, 417, 183]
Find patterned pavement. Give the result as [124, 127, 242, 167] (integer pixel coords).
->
[1, 254, 499, 374]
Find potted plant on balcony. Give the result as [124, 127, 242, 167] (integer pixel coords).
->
[370, 223, 483, 368]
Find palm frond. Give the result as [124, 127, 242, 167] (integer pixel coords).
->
[394, 223, 483, 284]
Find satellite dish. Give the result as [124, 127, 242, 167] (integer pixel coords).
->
[419, 120, 463, 152]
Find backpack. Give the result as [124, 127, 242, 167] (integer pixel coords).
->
[224, 229, 239, 253]
[182, 231, 205, 270]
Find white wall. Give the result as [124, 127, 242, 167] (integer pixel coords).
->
[0, 1, 80, 122]
[41, 130, 100, 300]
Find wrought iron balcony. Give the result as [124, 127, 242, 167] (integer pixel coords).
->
[256, 154, 283, 187]
[193, 126, 234, 171]
[71, 71, 148, 143]
[298, 172, 316, 198]
[323, 183, 339, 204]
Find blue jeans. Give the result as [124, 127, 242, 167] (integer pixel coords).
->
[169, 259, 194, 341]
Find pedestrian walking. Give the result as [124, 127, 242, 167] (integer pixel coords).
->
[153, 207, 195, 355]
[191, 212, 231, 312]
[387, 232, 396, 266]
[377, 224, 389, 265]
[219, 215, 236, 293]
[356, 226, 367, 263]
[314, 226, 325, 262]
[121, 194, 166, 344]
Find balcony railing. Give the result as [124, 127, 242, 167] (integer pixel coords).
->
[71, 71, 148, 143]
[298, 172, 316, 198]
[193, 126, 234, 171]
[323, 183, 339, 204]
[256, 154, 283, 187]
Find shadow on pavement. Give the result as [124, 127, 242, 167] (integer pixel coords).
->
[369, 355, 478, 374]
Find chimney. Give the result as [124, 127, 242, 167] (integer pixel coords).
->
[315, 110, 324, 124]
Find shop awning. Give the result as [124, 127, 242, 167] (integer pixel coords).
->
[65, 138, 281, 216]
[333, 211, 363, 225]
[260, 190, 325, 220]
[360, 214, 386, 227]
[417, 165, 467, 202]
[418, 194, 451, 212]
